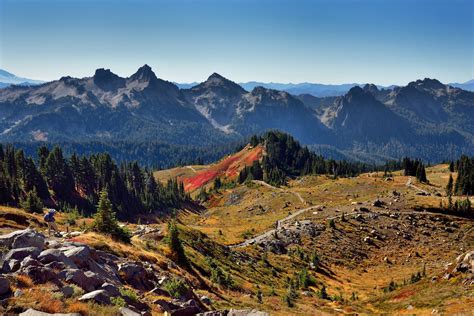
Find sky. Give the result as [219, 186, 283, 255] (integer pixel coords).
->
[0, 0, 472, 85]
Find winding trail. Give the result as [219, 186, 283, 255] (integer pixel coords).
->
[406, 177, 429, 195]
[252, 180, 306, 204]
[186, 165, 197, 173]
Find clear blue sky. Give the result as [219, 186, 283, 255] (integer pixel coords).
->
[0, 0, 472, 85]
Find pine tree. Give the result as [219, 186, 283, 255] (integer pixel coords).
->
[167, 220, 187, 264]
[319, 285, 329, 300]
[446, 174, 454, 196]
[93, 190, 130, 242]
[20, 188, 43, 213]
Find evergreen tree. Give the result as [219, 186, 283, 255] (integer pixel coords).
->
[446, 174, 453, 196]
[20, 188, 43, 213]
[44, 146, 75, 199]
[93, 190, 130, 242]
[167, 220, 187, 264]
[449, 161, 455, 172]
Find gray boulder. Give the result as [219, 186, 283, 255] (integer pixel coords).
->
[101, 282, 120, 297]
[0, 229, 36, 248]
[154, 299, 180, 312]
[12, 230, 45, 250]
[20, 265, 59, 285]
[0, 276, 11, 296]
[3, 247, 41, 262]
[228, 310, 269, 316]
[200, 295, 211, 305]
[63, 246, 91, 266]
[119, 307, 141, 316]
[61, 269, 102, 292]
[170, 305, 201, 316]
[38, 249, 77, 269]
[19, 308, 81, 316]
[1, 258, 20, 273]
[20, 256, 43, 269]
[78, 289, 111, 305]
[60, 285, 75, 298]
[118, 262, 156, 291]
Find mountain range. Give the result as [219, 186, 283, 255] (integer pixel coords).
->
[0, 69, 43, 88]
[0, 65, 473, 162]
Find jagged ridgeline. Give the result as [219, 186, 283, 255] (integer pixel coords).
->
[0, 144, 190, 219]
[239, 131, 397, 186]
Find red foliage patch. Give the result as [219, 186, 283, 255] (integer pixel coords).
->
[182, 145, 264, 192]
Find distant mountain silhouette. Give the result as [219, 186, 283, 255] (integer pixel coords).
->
[0, 69, 44, 88]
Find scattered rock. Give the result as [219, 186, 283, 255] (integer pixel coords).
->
[62, 269, 103, 292]
[118, 262, 156, 291]
[61, 285, 75, 298]
[453, 250, 473, 273]
[372, 199, 385, 207]
[63, 246, 91, 266]
[200, 295, 212, 305]
[101, 282, 120, 297]
[14, 289, 23, 297]
[19, 309, 81, 316]
[3, 247, 42, 262]
[79, 289, 111, 305]
[119, 307, 141, 316]
[21, 265, 59, 285]
[38, 249, 77, 269]
[0, 276, 11, 296]
[228, 310, 269, 316]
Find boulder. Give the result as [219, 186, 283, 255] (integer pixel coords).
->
[119, 307, 141, 316]
[62, 269, 102, 292]
[63, 246, 91, 266]
[21, 265, 59, 285]
[60, 285, 75, 298]
[454, 250, 474, 273]
[154, 299, 180, 312]
[170, 305, 201, 316]
[228, 310, 269, 316]
[118, 262, 156, 291]
[12, 230, 45, 250]
[20, 256, 43, 269]
[38, 249, 77, 269]
[19, 308, 81, 316]
[1, 258, 20, 273]
[101, 282, 120, 297]
[372, 200, 385, 207]
[197, 312, 227, 316]
[87, 259, 120, 283]
[79, 289, 111, 305]
[200, 295, 212, 305]
[3, 247, 41, 262]
[45, 261, 66, 270]
[149, 287, 170, 297]
[0, 276, 11, 296]
[0, 228, 40, 249]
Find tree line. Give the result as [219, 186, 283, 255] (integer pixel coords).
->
[239, 131, 393, 186]
[0, 144, 190, 219]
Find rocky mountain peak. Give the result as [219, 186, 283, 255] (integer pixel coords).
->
[408, 78, 445, 90]
[363, 83, 379, 93]
[129, 64, 157, 82]
[93, 68, 125, 91]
